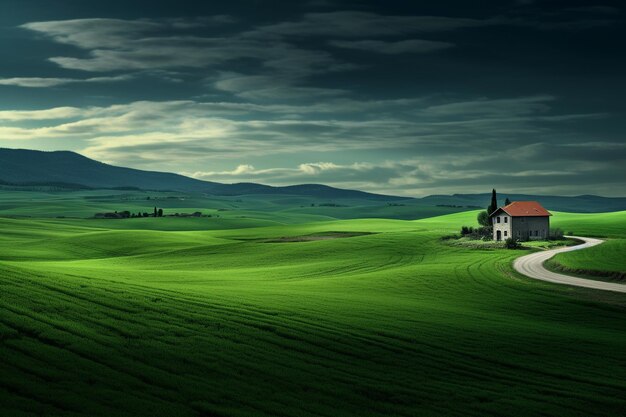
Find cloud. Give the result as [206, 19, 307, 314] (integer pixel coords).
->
[212, 73, 350, 100]
[0, 95, 598, 149]
[0, 93, 622, 196]
[15, 11, 500, 98]
[329, 39, 455, 54]
[251, 11, 490, 38]
[0, 106, 85, 121]
[419, 95, 555, 117]
[182, 145, 626, 197]
[20, 15, 355, 99]
[18, 10, 611, 100]
[0, 74, 134, 88]
[20, 17, 235, 49]
[20, 17, 347, 78]
[185, 160, 420, 190]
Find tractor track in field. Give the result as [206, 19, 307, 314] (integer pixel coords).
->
[513, 236, 626, 293]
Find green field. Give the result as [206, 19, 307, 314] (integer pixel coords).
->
[1, 192, 625, 416]
[548, 239, 626, 281]
[0, 189, 468, 221]
[546, 211, 626, 281]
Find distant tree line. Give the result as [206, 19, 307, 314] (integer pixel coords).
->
[93, 207, 215, 219]
[94, 206, 164, 219]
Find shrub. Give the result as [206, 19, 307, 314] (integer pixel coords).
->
[549, 228, 564, 240]
[504, 238, 521, 249]
[460, 226, 475, 236]
[460, 225, 492, 240]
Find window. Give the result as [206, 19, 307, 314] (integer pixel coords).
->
[534, 230, 538, 236]
[504, 231, 508, 237]
[497, 217, 501, 223]
[517, 230, 520, 237]
[504, 217, 508, 223]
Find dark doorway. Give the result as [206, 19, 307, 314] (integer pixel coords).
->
[496, 230, 502, 241]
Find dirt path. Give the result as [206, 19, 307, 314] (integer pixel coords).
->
[513, 236, 626, 293]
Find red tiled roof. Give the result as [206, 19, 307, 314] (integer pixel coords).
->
[497, 201, 552, 217]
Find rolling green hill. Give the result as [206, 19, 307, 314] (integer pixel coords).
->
[548, 239, 626, 281]
[421, 193, 626, 213]
[2, 149, 625, 213]
[0, 210, 625, 416]
[544, 211, 626, 281]
[551, 210, 626, 238]
[0, 188, 466, 221]
[0, 148, 403, 201]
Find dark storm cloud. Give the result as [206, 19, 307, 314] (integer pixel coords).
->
[247, 11, 491, 38]
[329, 39, 455, 54]
[0, 0, 625, 196]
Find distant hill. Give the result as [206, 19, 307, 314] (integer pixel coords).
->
[419, 193, 626, 213]
[2, 149, 624, 212]
[0, 148, 403, 200]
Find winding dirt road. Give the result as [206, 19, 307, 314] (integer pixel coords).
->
[513, 236, 626, 293]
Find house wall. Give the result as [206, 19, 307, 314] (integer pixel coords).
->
[492, 213, 512, 240]
[511, 216, 550, 241]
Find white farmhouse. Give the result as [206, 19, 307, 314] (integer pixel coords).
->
[489, 201, 552, 241]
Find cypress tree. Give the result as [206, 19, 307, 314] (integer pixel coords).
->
[488, 189, 498, 214]
[154, 207, 157, 217]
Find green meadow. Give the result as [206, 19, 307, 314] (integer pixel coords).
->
[1, 191, 625, 416]
[547, 211, 626, 281]
[549, 238, 626, 281]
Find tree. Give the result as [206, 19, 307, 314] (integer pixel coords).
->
[157, 208, 163, 217]
[153, 207, 157, 217]
[504, 237, 520, 249]
[505, 197, 511, 205]
[477, 210, 490, 227]
[488, 188, 498, 215]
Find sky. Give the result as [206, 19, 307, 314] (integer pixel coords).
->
[0, 0, 624, 197]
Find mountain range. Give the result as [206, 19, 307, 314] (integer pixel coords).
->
[0, 148, 400, 200]
[1, 148, 625, 212]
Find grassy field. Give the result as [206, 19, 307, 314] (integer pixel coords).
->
[545, 211, 626, 281]
[547, 239, 626, 282]
[0, 189, 469, 221]
[550, 210, 626, 238]
[0, 203, 625, 416]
